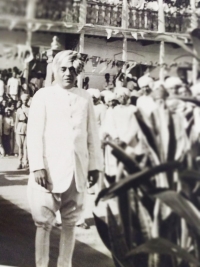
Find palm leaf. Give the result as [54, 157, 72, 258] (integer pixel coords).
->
[135, 111, 160, 157]
[150, 189, 200, 235]
[190, 28, 200, 60]
[125, 238, 200, 266]
[95, 161, 182, 205]
[104, 140, 140, 174]
[154, 34, 200, 62]
[93, 212, 111, 251]
[107, 205, 135, 267]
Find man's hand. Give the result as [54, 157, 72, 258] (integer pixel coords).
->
[34, 169, 48, 189]
[114, 138, 127, 149]
[88, 170, 99, 188]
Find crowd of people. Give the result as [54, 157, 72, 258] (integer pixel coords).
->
[86, 70, 200, 188]
[1, 50, 199, 267]
[0, 67, 45, 169]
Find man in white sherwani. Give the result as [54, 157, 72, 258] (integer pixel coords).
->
[27, 50, 102, 267]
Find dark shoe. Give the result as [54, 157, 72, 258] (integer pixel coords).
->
[76, 222, 90, 229]
[17, 164, 22, 170]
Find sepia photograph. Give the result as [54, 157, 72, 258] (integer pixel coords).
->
[0, 0, 200, 266]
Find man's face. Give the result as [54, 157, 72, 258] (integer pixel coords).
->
[56, 58, 77, 89]
[2, 101, 6, 107]
[22, 99, 28, 105]
[141, 85, 151, 95]
[116, 94, 127, 105]
[92, 97, 99, 105]
[6, 111, 11, 117]
[13, 72, 17, 78]
[10, 104, 15, 111]
[16, 101, 22, 108]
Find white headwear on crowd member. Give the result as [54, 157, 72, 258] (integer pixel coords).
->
[52, 50, 84, 76]
[87, 88, 101, 99]
[102, 91, 116, 104]
[164, 77, 183, 89]
[114, 87, 131, 98]
[21, 93, 30, 101]
[191, 81, 200, 97]
[152, 80, 164, 91]
[138, 75, 154, 89]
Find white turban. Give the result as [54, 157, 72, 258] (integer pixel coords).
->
[102, 91, 116, 104]
[21, 93, 29, 101]
[87, 88, 101, 99]
[164, 77, 183, 89]
[138, 75, 154, 89]
[114, 87, 131, 98]
[52, 50, 84, 76]
[152, 80, 164, 91]
[191, 81, 200, 96]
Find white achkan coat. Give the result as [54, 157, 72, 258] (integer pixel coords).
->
[27, 85, 102, 193]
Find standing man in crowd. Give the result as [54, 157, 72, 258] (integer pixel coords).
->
[27, 50, 102, 267]
[15, 94, 29, 169]
[7, 70, 21, 101]
[2, 109, 14, 156]
[0, 72, 5, 102]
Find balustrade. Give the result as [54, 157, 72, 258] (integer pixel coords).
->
[0, 0, 196, 35]
[86, 1, 122, 27]
[35, 0, 81, 23]
[0, 0, 27, 16]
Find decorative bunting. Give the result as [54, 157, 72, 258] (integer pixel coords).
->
[31, 23, 42, 32]
[46, 23, 53, 30]
[113, 30, 119, 35]
[116, 60, 125, 68]
[99, 62, 108, 73]
[111, 60, 116, 68]
[77, 24, 84, 32]
[63, 22, 73, 28]
[131, 32, 138, 40]
[106, 29, 112, 40]
[3, 47, 14, 59]
[79, 53, 88, 62]
[139, 32, 145, 39]
[8, 19, 18, 31]
[91, 56, 100, 72]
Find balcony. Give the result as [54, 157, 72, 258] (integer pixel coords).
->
[35, 0, 81, 23]
[0, 0, 27, 17]
[86, 1, 122, 27]
[0, 0, 197, 35]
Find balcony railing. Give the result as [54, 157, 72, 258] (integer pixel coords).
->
[35, 0, 81, 23]
[86, 2, 122, 27]
[0, 0, 27, 17]
[0, 0, 196, 34]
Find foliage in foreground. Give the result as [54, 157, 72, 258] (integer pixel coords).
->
[94, 93, 200, 267]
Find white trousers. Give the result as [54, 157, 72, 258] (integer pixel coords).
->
[27, 177, 84, 267]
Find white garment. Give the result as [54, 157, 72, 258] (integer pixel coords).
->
[27, 85, 102, 193]
[0, 114, 3, 136]
[7, 77, 20, 95]
[94, 103, 107, 128]
[0, 80, 4, 97]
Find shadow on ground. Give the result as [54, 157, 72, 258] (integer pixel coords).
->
[0, 170, 29, 186]
[0, 197, 114, 267]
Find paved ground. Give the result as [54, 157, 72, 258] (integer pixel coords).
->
[0, 157, 115, 267]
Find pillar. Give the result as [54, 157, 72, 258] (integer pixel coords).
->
[77, 31, 85, 88]
[24, 0, 37, 85]
[45, 37, 62, 87]
[158, 0, 165, 81]
[191, 0, 198, 84]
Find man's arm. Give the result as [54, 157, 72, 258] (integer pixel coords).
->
[27, 90, 46, 173]
[87, 96, 103, 186]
